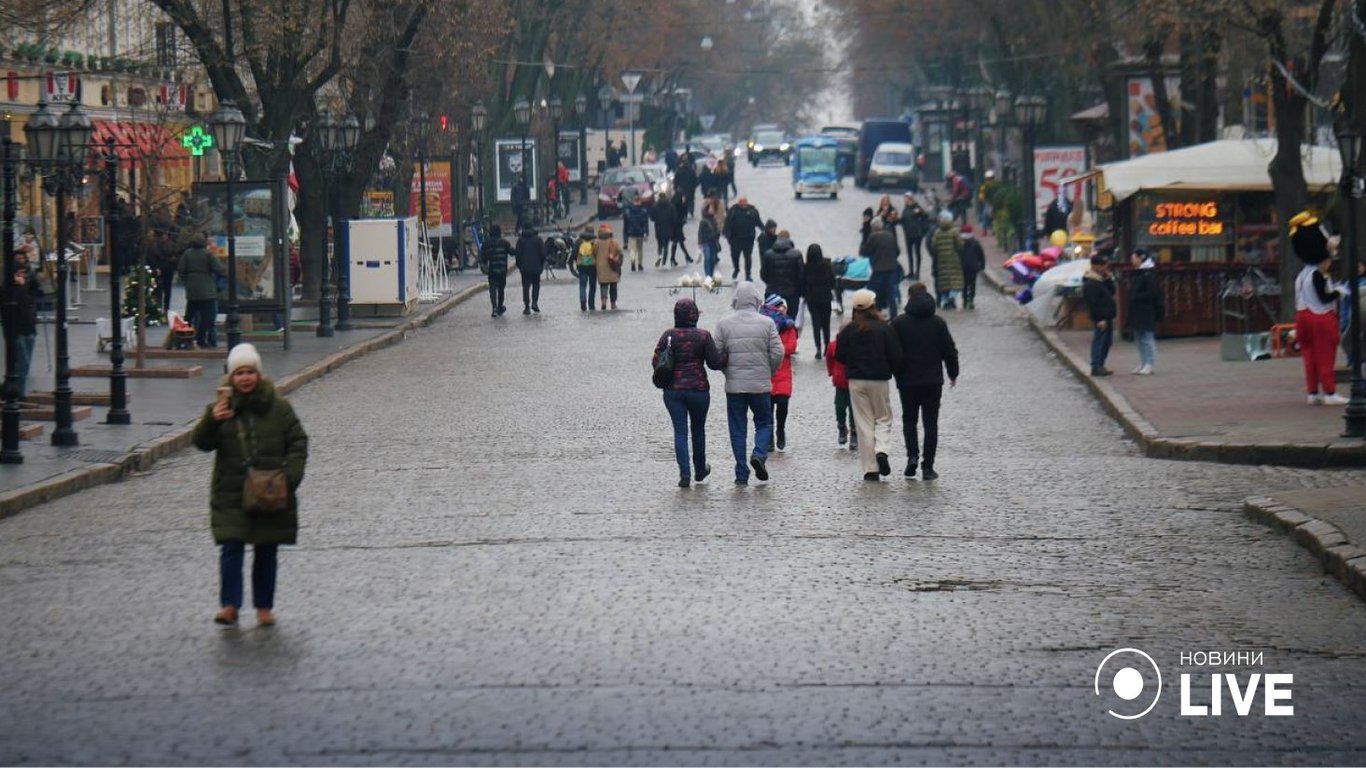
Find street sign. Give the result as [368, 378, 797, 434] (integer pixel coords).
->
[621, 72, 642, 94]
[700, 114, 716, 131]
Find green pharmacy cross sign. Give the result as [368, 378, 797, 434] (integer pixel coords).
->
[182, 126, 214, 156]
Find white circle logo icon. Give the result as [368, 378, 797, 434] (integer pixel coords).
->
[1095, 648, 1162, 719]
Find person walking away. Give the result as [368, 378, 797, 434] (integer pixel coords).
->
[825, 335, 855, 450]
[698, 205, 722, 278]
[557, 161, 571, 210]
[891, 283, 959, 480]
[150, 228, 179, 316]
[1, 262, 39, 399]
[761, 295, 799, 451]
[714, 281, 784, 484]
[480, 223, 513, 317]
[901, 194, 929, 279]
[514, 227, 545, 314]
[576, 227, 597, 312]
[192, 343, 308, 627]
[671, 192, 693, 266]
[511, 176, 531, 232]
[176, 232, 226, 348]
[976, 170, 998, 235]
[859, 207, 874, 249]
[930, 211, 965, 309]
[803, 244, 835, 358]
[960, 223, 986, 310]
[654, 298, 724, 488]
[1081, 253, 1117, 376]
[674, 154, 699, 220]
[712, 159, 733, 206]
[1290, 212, 1347, 404]
[544, 174, 559, 222]
[756, 219, 779, 261]
[1126, 248, 1162, 374]
[759, 229, 804, 318]
[724, 197, 763, 281]
[622, 194, 650, 272]
[835, 253, 872, 314]
[835, 289, 902, 481]
[698, 163, 716, 203]
[860, 217, 902, 317]
[651, 192, 678, 268]
[593, 222, 624, 310]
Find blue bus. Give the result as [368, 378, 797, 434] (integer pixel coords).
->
[791, 136, 842, 199]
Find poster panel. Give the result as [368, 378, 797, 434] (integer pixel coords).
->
[1032, 145, 1088, 227]
[558, 132, 582, 182]
[408, 160, 453, 237]
[363, 190, 395, 218]
[188, 179, 285, 308]
[1126, 76, 1181, 157]
[494, 138, 538, 203]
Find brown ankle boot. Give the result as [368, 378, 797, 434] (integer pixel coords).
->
[256, 609, 276, 627]
[213, 606, 239, 625]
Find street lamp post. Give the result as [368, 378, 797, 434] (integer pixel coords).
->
[325, 113, 360, 332]
[575, 94, 587, 205]
[513, 97, 531, 227]
[102, 137, 130, 424]
[471, 102, 487, 223]
[26, 100, 93, 447]
[1, 138, 22, 462]
[413, 111, 432, 256]
[598, 84, 613, 182]
[1014, 95, 1047, 253]
[210, 101, 247, 348]
[1338, 128, 1365, 437]
[548, 96, 562, 219]
[964, 85, 993, 182]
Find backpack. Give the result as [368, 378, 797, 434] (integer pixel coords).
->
[577, 239, 595, 266]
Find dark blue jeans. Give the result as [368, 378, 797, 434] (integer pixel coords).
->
[663, 389, 710, 479]
[870, 270, 899, 317]
[219, 541, 279, 609]
[726, 392, 772, 480]
[1090, 323, 1114, 373]
[578, 266, 597, 307]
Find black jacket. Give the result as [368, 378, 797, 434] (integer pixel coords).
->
[803, 257, 835, 307]
[1, 272, 39, 336]
[724, 204, 763, 245]
[961, 237, 986, 274]
[1126, 267, 1163, 332]
[756, 230, 778, 258]
[834, 320, 903, 381]
[514, 233, 545, 275]
[760, 238, 804, 298]
[860, 229, 901, 273]
[891, 291, 959, 388]
[651, 200, 679, 241]
[674, 161, 698, 194]
[1082, 270, 1117, 323]
[480, 238, 514, 277]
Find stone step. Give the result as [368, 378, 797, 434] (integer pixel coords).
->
[18, 422, 44, 440]
[136, 349, 227, 360]
[25, 392, 126, 406]
[18, 404, 94, 422]
[69, 365, 203, 379]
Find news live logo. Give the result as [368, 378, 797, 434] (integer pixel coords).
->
[1094, 648, 1294, 720]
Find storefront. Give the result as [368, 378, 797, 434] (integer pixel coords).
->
[1088, 139, 1341, 336]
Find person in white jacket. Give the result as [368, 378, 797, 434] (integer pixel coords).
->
[714, 281, 784, 484]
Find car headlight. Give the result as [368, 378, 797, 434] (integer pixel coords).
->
[752, 144, 763, 152]
[598, 192, 614, 202]
[780, 143, 790, 151]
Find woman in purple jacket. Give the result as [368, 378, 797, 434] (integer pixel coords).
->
[653, 298, 725, 487]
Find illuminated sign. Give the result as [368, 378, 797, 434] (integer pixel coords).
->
[1134, 193, 1233, 246]
[181, 126, 214, 156]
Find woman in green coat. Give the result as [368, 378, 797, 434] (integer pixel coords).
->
[176, 233, 226, 348]
[192, 344, 308, 627]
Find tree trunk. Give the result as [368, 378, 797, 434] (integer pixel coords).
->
[1269, 78, 1310, 320]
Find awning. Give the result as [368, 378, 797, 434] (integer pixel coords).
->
[1096, 138, 1342, 204]
[1070, 103, 1109, 122]
[91, 120, 192, 169]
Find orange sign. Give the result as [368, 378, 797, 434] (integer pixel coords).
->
[409, 160, 453, 237]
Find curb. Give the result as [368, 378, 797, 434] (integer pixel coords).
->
[0, 284, 486, 519]
[1244, 496, 1366, 602]
[979, 261, 1366, 468]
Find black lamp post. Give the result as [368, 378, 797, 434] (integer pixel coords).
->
[471, 102, 487, 223]
[310, 110, 337, 338]
[994, 89, 1012, 182]
[513, 96, 531, 194]
[574, 94, 587, 204]
[26, 99, 92, 447]
[1014, 94, 1047, 252]
[964, 85, 993, 182]
[598, 84, 613, 180]
[210, 100, 247, 348]
[414, 111, 431, 249]
[1, 138, 22, 462]
[549, 96, 563, 218]
[1338, 127, 1365, 437]
[322, 112, 360, 332]
[102, 137, 129, 424]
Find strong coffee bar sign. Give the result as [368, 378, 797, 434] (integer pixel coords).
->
[1133, 192, 1234, 246]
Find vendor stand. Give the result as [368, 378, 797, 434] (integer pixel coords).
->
[1074, 139, 1340, 337]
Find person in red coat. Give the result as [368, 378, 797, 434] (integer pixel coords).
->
[762, 294, 799, 450]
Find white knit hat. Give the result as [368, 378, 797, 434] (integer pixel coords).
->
[226, 343, 263, 375]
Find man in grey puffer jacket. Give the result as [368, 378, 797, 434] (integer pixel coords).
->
[714, 281, 784, 484]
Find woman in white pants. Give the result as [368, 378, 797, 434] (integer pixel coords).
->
[833, 289, 903, 481]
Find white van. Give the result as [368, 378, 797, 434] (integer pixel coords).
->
[865, 141, 919, 190]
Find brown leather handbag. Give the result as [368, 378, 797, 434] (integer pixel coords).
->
[236, 416, 289, 513]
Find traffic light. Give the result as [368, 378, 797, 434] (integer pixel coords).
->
[439, 114, 449, 132]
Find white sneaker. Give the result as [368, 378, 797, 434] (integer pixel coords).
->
[1308, 393, 1325, 405]
[1135, 366, 1153, 375]
[1323, 393, 1350, 405]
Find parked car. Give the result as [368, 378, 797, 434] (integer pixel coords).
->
[749, 129, 791, 166]
[597, 166, 656, 217]
[747, 123, 782, 154]
[864, 141, 919, 190]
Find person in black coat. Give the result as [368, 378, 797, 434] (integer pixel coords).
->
[514, 228, 546, 314]
[651, 192, 678, 267]
[723, 197, 763, 281]
[671, 193, 693, 266]
[891, 283, 959, 480]
[673, 157, 699, 220]
[480, 224, 514, 317]
[2, 262, 40, 398]
[1081, 254, 1117, 376]
[759, 231, 804, 319]
[1126, 249, 1162, 374]
[959, 224, 986, 310]
[901, 196, 930, 279]
[511, 177, 531, 232]
[802, 244, 836, 358]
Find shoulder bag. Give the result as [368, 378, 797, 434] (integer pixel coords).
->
[652, 333, 676, 389]
[236, 414, 289, 513]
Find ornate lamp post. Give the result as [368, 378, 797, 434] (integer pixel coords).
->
[1337, 127, 1365, 436]
[513, 98, 531, 226]
[1015, 94, 1048, 252]
[26, 99, 93, 447]
[102, 136, 130, 424]
[548, 96, 563, 218]
[329, 113, 360, 331]
[598, 84, 614, 180]
[310, 110, 338, 338]
[994, 89, 1012, 182]
[471, 102, 488, 223]
[574, 94, 587, 204]
[1, 137, 23, 462]
[209, 100, 247, 348]
[964, 85, 993, 181]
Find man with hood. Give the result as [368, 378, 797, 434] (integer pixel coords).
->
[1081, 253, 1117, 376]
[759, 229, 805, 319]
[723, 197, 764, 281]
[891, 283, 959, 480]
[959, 223, 986, 310]
[714, 281, 785, 484]
[514, 227, 545, 314]
[860, 217, 902, 317]
[930, 211, 965, 309]
[480, 224, 513, 317]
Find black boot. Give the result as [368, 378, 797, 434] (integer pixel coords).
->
[837, 424, 848, 445]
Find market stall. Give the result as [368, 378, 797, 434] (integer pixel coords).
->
[1078, 138, 1341, 337]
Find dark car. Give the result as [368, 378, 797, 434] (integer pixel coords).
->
[597, 166, 656, 218]
[749, 129, 791, 166]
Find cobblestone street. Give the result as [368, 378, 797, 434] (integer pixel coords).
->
[3, 164, 1366, 765]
